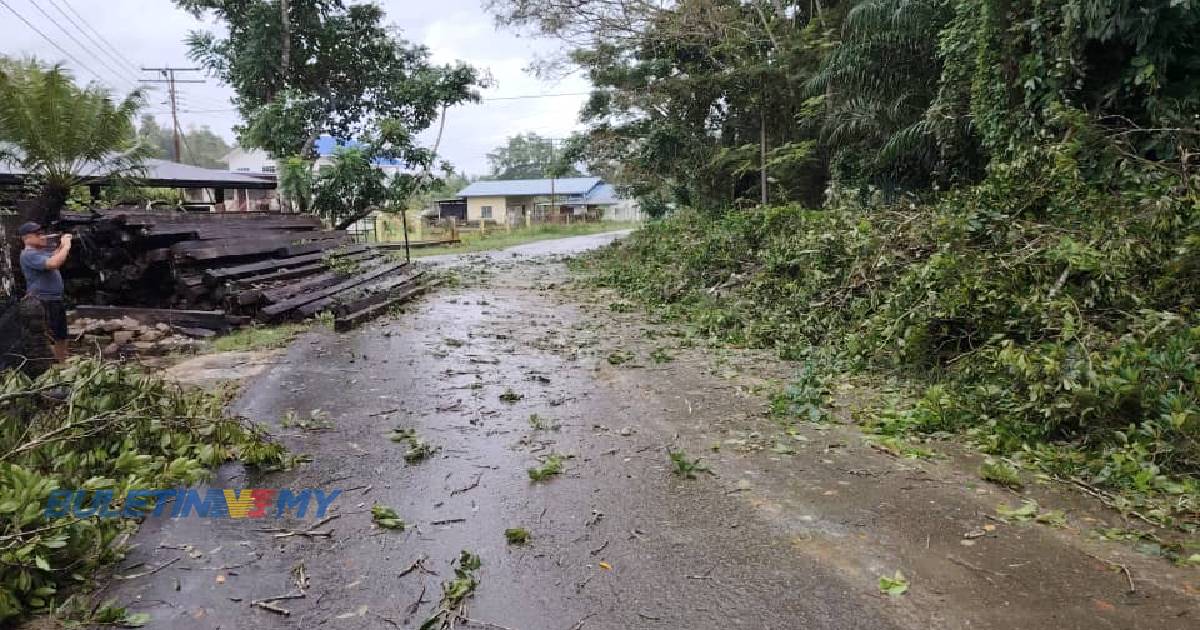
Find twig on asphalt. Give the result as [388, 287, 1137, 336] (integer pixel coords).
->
[686, 564, 717, 580]
[407, 582, 429, 615]
[450, 472, 484, 496]
[461, 617, 521, 630]
[431, 517, 466, 526]
[1084, 552, 1136, 593]
[947, 555, 1006, 580]
[253, 600, 290, 614]
[589, 540, 609, 556]
[256, 592, 306, 604]
[399, 554, 436, 578]
[115, 557, 180, 580]
[258, 513, 340, 538]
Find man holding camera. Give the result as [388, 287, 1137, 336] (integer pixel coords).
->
[18, 222, 72, 363]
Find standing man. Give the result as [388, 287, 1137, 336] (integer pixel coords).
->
[18, 222, 72, 363]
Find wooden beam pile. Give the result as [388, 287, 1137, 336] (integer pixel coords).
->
[57, 209, 425, 329]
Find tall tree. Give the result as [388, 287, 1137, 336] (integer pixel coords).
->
[0, 59, 149, 223]
[175, 0, 481, 162]
[485, 133, 582, 179]
[137, 114, 232, 169]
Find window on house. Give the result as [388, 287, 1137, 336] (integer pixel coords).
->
[261, 165, 277, 173]
[481, 205, 493, 219]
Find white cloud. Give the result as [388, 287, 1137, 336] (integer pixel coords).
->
[3, 0, 590, 175]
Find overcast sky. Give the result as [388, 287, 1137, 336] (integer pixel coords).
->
[2, 0, 589, 175]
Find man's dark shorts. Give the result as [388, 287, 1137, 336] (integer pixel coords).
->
[40, 299, 69, 341]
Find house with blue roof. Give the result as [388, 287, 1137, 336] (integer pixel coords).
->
[454, 177, 639, 224]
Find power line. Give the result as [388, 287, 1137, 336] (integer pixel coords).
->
[53, 0, 144, 78]
[0, 0, 110, 86]
[24, 0, 138, 90]
[42, 0, 143, 85]
[145, 91, 599, 116]
[141, 67, 206, 162]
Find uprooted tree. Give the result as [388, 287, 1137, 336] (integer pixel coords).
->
[176, 0, 483, 228]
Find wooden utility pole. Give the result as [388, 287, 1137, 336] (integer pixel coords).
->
[140, 67, 205, 162]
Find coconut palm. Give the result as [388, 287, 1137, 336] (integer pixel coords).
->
[0, 59, 149, 222]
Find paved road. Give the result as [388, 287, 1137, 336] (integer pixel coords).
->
[100, 232, 1199, 629]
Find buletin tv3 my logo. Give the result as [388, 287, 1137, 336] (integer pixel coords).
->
[44, 488, 342, 519]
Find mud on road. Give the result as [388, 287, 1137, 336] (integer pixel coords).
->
[100, 232, 1198, 629]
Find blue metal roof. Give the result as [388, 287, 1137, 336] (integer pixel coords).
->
[314, 135, 405, 166]
[582, 183, 621, 205]
[457, 177, 602, 197]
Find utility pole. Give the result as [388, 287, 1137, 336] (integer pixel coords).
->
[140, 67, 205, 162]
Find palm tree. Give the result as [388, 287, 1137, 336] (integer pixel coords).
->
[0, 59, 149, 223]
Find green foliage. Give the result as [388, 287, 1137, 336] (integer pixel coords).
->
[176, 0, 481, 161]
[0, 358, 289, 623]
[421, 550, 481, 630]
[504, 527, 530, 545]
[580, 128, 1200, 526]
[667, 450, 709, 479]
[878, 571, 909, 596]
[770, 366, 831, 423]
[370, 504, 405, 530]
[389, 427, 436, 463]
[210, 323, 309, 353]
[136, 114, 231, 168]
[527, 454, 565, 481]
[0, 59, 149, 221]
[277, 156, 314, 214]
[979, 460, 1022, 490]
[485, 132, 582, 180]
[492, 0, 1200, 203]
[312, 147, 388, 229]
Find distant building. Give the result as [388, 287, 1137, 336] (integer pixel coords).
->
[224, 136, 406, 179]
[455, 177, 641, 224]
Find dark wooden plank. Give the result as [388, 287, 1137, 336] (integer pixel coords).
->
[296, 268, 422, 318]
[260, 260, 407, 320]
[334, 282, 429, 332]
[202, 244, 371, 284]
[171, 230, 345, 255]
[332, 270, 426, 316]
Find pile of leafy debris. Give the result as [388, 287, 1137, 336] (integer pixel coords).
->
[577, 135, 1200, 530]
[0, 358, 291, 623]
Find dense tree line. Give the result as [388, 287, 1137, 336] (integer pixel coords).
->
[137, 115, 232, 169]
[490, 0, 1199, 212]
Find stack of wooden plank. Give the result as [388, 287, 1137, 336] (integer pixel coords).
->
[56, 209, 425, 329]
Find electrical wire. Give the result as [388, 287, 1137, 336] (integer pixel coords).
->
[0, 0, 110, 87]
[41, 0, 143, 85]
[52, 0, 144, 78]
[24, 0, 139, 91]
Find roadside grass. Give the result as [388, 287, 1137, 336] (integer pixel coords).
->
[410, 221, 638, 257]
[209, 322, 311, 353]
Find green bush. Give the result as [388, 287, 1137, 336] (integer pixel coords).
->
[0, 359, 290, 622]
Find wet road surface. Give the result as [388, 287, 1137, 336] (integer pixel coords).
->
[99, 231, 1200, 629]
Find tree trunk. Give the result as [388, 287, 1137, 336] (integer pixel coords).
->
[335, 210, 373, 231]
[280, 0, 291, 76]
